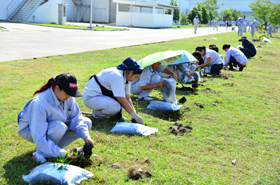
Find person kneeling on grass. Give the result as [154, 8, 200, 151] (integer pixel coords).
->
[195, 45, 223, 76]
[130, 61, 177, 101]
[17, 73, 94, 163]
[238, 36, 257, 59]
[222, 44, 247, 71]
[83, 57, 144, 123]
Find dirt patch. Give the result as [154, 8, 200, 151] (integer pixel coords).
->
[169, 122, 192, 136]
[222, 83, 236, 86]
[179, 97, 187, 103]
[112, 162, 121, 169]
[177, 87, 198, 92]
[127, 166, 154, 180]
[200, 88, 220, 94]
[193, 102, 207, 108]
[257, 45, 261, 48]
[214, 100, 223, 104]
[70, 143, 95, 168]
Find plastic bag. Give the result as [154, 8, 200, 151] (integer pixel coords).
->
[147, 101, 182, 112]
[22, 162, 93, 185]
[162, 78, 177, 104]
[110, 122, 158, 136]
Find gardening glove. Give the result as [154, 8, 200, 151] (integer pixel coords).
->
[130, 111, 144, 124]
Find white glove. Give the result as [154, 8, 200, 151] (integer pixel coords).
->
[130, 112, 144, 124]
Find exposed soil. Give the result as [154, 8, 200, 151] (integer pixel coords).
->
[169, 122, 193, 136]
[179, 97, 187, 103]
[130, 118, 137, 123]
[127, 166, 154, 180]
[177, 87, 198, 92]
[112, 162, 121, 169]
[70, 143, 95, 168]
[193, 102, 207, 108]
[222, 83, 236, 86]
[200, 88, 221, 94]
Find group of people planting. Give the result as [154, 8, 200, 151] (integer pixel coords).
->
[17, 36, 257, 163]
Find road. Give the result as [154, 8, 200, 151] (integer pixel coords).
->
[0, 22, 234, 62]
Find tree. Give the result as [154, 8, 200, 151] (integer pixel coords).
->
[201, 6, 209, 24]
[249, 0, 273, 24]
[187, 7, 202, 25]
[180, 13, 188, 25]
[202, 0, 221, 18]
[220, 8, 244, 21]
[166, 0, 180, 23]
[209, 11, 213, 20]
[268, 3, 280, 27]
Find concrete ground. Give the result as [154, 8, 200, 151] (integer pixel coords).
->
[0, 21, 234, 62]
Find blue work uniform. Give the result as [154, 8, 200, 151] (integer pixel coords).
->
[18, 87, 92, 158]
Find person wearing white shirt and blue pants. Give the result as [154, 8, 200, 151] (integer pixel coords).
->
[223, 44, 247, 71]
[83, 58, 144, 123]
[17, 73, 94, 163]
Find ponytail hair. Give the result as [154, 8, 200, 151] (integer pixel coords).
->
[33, 77, 55, 96]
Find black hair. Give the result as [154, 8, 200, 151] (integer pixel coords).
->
[222, 44, 231, 50]
[192, 51, 202, 60]
[195, 46, 206, 52]
[209, 44, 219, 53]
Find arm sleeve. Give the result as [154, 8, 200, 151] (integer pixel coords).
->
[125, 82, 131, 95]
[156, 64, 166, 72]
[139, 67, 152, 87]
[68, 98, 89, 140]
[110, 75, 126, 97]
[29, 101, 67, 157]
[224, 50, 231, 67]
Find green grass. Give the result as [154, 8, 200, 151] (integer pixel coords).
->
[172, 24, 209, 28]
[34, 23, 121, 30]
[0, 31, 280, 184]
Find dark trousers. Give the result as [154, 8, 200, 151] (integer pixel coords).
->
[210, 63, 223, 75]
[240, 48, 256, 58]
[229, 56, 245, 71]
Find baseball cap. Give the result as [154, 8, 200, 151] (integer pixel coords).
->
[54, 73, 82, 97]
[117, 57, 143, 74]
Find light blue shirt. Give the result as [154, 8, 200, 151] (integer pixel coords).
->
[224, 47, 247, 66]
[268, 25, 273, 31]
[18, 87, 89, 157]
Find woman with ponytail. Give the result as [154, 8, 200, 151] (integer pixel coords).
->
[17, 73, 94, 163]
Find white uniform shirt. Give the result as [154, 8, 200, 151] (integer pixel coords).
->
[193, 18, 200, 25]
[18, 88, 89, 157]
[224, 47, 247, 66]
[84, 67, 130, 98]
[203, 49, 223, 66]
[231, 21, 235, 26]
[132, 64, 165, 87]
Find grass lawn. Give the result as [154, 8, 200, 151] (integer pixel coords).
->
[34, 23, 121, 30]
[172, 24, 209, 28]
[0, 31, 279, 184]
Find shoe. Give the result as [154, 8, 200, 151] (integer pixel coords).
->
[219, 73, 223, 77]
[138, 96, 154, 101]
[239, 66, 244, 71]
[32, 150, 47, 163]
[228, 68, 234, 70]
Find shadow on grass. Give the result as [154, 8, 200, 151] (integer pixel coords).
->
[3, 151, 39, 185]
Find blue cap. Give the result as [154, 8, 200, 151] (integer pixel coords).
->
[117, 57, 143, 74]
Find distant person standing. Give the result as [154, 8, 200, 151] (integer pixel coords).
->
[251, 20, 258, 37]
[213, 18, 218, 31]
[244, 19, 247, 32]
[267, 23, 273, 37]
[225, 19, 229, 31]
[247, 21, 251, 32]
[231, 20, 235, 30]
[208, 20, 211, 27]
[193, 16, 200, 34]
[237, 18, 244, 36]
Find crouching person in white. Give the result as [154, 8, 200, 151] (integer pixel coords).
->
[83, 58, 144, 123]
[131, 61, 177, 101]
[17, 73, 94, 163]
[222, 44, 247, 71]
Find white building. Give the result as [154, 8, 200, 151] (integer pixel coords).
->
[0, 0, 279, 26]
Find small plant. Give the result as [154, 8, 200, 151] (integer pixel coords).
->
[53, 153, 72, 172]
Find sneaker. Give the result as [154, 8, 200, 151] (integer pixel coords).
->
[219, 73, 223, 77]
[239, 66, 244, 71]
[138, 96, 154, 101]
[32, 150, 47, 163]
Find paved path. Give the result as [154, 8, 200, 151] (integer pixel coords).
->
[0, 22, 234, 62]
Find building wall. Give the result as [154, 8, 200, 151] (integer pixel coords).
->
[27, 0, 62, 23]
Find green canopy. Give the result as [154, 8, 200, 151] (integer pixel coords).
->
[139, 50, 183, 68]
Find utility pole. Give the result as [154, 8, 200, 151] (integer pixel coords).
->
[89, 0, 93, 29]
